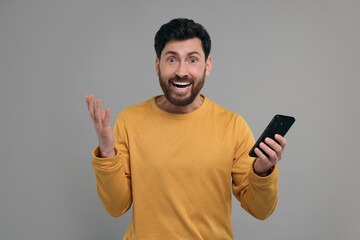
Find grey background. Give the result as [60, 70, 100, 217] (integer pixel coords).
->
[0, 0, 359, 239]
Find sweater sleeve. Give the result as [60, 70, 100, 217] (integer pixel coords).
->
[91, 113, 132, 217]
[231, 117, 279, 220]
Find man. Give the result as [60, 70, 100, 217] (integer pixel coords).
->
[85, 18, 287, 239]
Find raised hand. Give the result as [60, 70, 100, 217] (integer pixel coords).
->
[85, 94, 116, 158]
[253, 134, 287, 177]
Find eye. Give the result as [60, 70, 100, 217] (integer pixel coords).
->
[167, 57, 176, 63]
[189, 57, 197, 63]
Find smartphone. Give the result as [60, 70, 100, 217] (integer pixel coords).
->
[249, 114, 295, 158]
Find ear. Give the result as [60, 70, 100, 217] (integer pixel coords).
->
[205, 56, 212, 77]
[155, 57, 160, 76]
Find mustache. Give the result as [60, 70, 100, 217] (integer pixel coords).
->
[169, 75, 193, 83]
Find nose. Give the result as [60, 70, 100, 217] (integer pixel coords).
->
[175, 61, 188, 78]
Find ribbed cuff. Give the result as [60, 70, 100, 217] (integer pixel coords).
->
[249, 162, 279, 186]
[91, 146, 122, 173]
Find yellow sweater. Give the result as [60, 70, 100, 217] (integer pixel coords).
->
[92, 95, 279, 239]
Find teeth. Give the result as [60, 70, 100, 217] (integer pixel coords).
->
[173, 82, 191, 86]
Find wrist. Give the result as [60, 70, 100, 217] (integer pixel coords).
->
[255, 168, 272, 177]
[99, 147, 116, 158]
[253, 159, 273, 177]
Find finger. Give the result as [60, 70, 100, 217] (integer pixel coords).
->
[254, 147, 268, 161]
[265, 137, 282, 157]
[88, 94, 95, 119]
[259, 142, 278, 161]
[85, 95, 89, 109]
[103, 108, 111, 127]
[100, 109, 106, 123]
[95, 98, 102, 125]
[275, 134, 287, 149]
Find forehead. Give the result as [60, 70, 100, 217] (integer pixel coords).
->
[162, 38, 204, 56]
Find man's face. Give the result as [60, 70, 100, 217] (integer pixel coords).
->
[156, 38, 212, 106]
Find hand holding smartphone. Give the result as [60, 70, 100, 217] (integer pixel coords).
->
[249, 114, 295, 158]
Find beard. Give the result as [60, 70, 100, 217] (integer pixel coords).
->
[158, 69, 206, 107]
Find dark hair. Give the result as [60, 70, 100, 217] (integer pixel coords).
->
[154, 18, 211, 60]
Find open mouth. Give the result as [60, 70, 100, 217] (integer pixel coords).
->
[171, 81, 192, 89]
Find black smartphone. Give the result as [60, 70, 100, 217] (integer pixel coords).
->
[249, 114, 295, 158]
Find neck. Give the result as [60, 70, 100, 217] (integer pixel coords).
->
[155, 94, 204, 114]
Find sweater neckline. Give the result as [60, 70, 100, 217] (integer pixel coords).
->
[149, 94, 210, 120]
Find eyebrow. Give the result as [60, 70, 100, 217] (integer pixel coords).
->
[164, 51, 202, 57]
